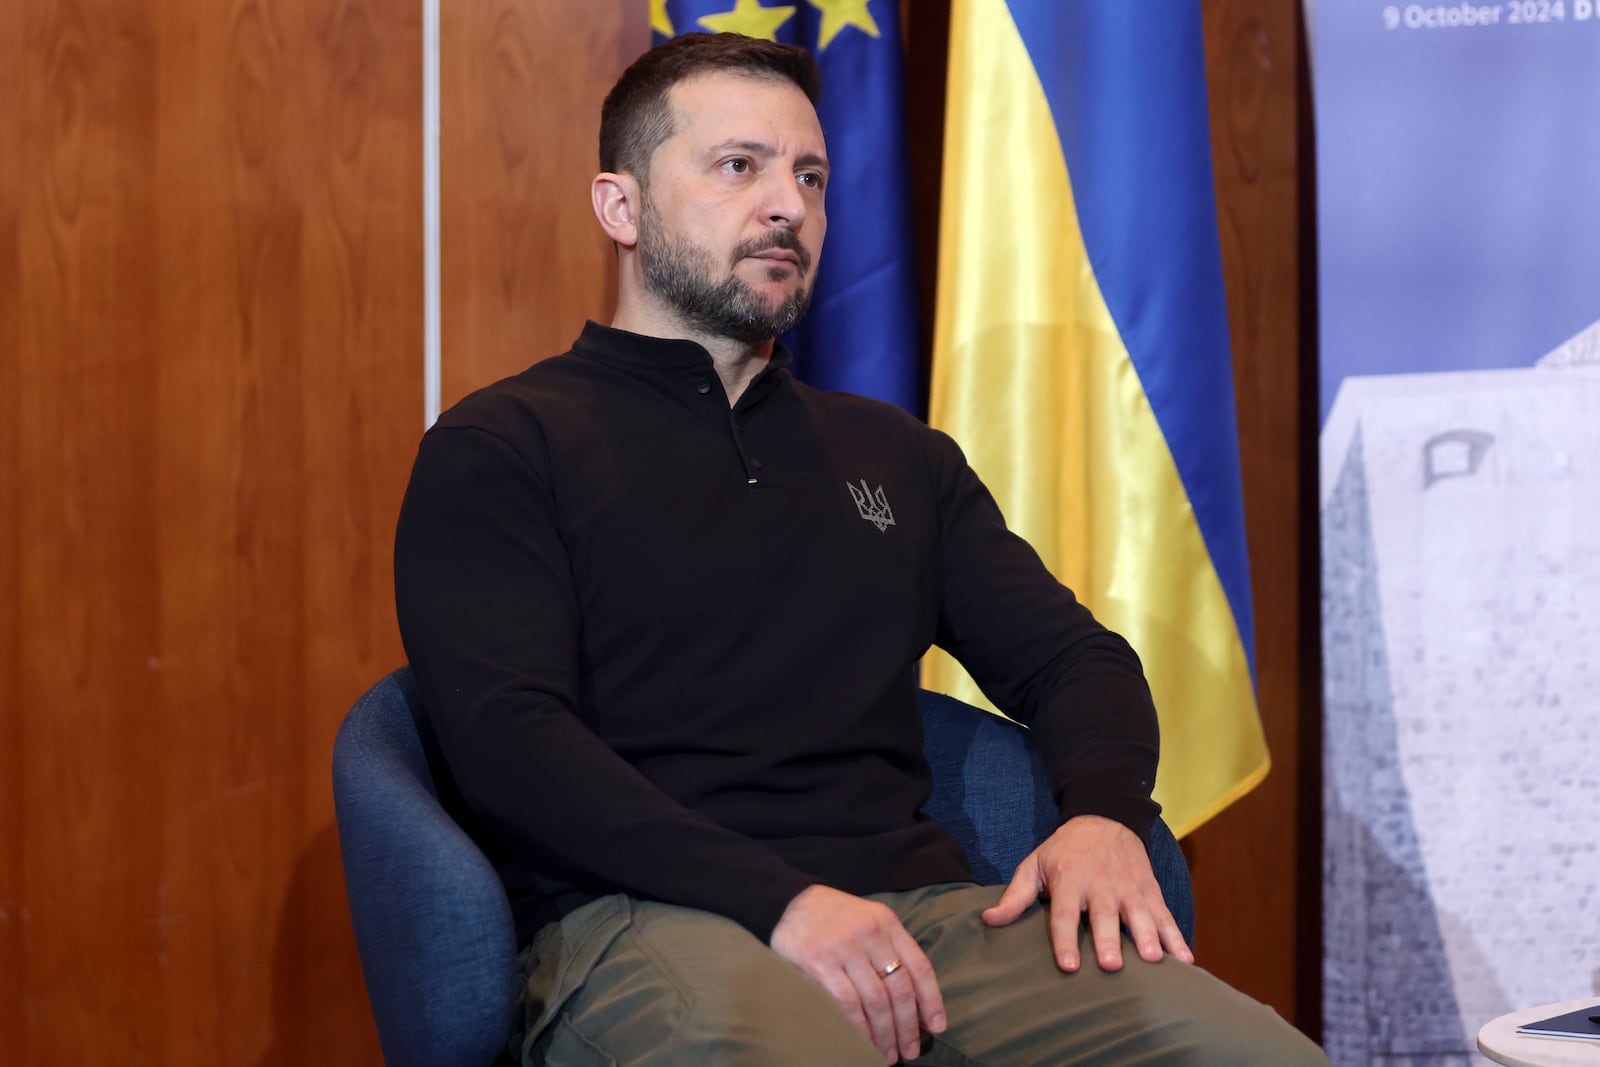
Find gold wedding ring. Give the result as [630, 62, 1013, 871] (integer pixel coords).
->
[876, 959, 903, 979]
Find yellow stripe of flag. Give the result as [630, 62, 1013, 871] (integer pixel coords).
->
[924, 0, 1268, 837]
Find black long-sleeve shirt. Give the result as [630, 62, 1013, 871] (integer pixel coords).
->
[394, 322, 1160, 947]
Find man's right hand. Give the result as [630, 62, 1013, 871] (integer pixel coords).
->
[768, 884, 946, 1065]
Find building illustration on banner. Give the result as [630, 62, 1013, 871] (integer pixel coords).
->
[1320, 318, 1600, 1065]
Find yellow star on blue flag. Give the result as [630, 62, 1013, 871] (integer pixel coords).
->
[654, 0, 919, 412]
[650, 0, 674, 36]
[807, 0, 879, 50]
[697, 0, 796, 40]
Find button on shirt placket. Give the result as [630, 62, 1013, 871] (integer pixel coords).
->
[693, 372, 766, 487]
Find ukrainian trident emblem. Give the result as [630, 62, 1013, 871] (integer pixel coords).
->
[847, 479, 896, 532]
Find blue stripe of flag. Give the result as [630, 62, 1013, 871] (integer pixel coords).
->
[1004, 0, 1256, 674]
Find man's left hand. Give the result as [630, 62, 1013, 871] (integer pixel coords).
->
[980, 814, 1194, 972]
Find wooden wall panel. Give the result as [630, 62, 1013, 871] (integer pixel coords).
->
[1190, 0, 1318, 1035]
[10, 2, 166, 1060]
[440, 0, 649, 404]
[149, 1, 420, 1060]
[3, 0, 421, 1061]
[0, 0, 24, 1050]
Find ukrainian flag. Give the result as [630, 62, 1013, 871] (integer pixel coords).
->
[653, 0, 920, 412]
[922, 0, 1268, 836]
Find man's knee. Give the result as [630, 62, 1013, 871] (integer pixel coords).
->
[1152, 986, 1329, 1066]
[1189, 1020, 1328, 1066]
[528, 899, 883, 1067]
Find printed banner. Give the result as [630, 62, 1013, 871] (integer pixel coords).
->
[1315, 5, 1600, 1063]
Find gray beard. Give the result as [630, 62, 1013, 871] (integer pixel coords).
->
[638, 205, 812, 344]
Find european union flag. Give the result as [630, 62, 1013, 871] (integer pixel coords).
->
[652, 0, 920, 413]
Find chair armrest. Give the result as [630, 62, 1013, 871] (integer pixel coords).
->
[918, 689, 1195, 946]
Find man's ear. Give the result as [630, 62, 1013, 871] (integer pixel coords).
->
[592, 172, 641, 248]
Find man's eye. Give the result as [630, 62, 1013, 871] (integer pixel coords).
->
[723, 158, 750, 174]
[798, 172, 824, 190]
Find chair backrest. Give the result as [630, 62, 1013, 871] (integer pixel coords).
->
[332, 669, 520, 1067]
[333, 667, 1195, 1067]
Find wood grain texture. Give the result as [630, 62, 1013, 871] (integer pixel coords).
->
[151, 0, 419, 1059]
[3, 0, 421, 1061]
[1189, 0, 1317, 1034]
[439, 0, 649, 405]
[10, 2, 165, 1060]
[0, 0, 23, 1052]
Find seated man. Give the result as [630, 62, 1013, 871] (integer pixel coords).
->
[394, 31, 1327, 1067]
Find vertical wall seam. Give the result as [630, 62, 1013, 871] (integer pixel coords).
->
[423, 0, 441, 428]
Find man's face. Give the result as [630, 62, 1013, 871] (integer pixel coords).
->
[635, 71, 829, 344]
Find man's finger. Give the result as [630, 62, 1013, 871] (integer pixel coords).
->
[855, 928, 941, 1064]
[1087, 894, 1125, 972]
[815, 966, 872, 1044]
[1122, 904, 1165, 964]
[843, 963, 895, 1062]
[1047, 891, 1086, 972]
[887, 925, 946, 1037]
[879, 960, 924, 1063]
[842, 955, 905, 1063]
[980, 864, 1041, 928]
[1155, 908, 1194, 963]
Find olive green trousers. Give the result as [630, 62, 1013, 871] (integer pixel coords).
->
[516, 883, 1327, 1066]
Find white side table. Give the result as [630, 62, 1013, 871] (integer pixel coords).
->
[1478, 1000, 1600, 1067]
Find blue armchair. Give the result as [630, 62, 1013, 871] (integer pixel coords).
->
[333, 668, 1194, 1067]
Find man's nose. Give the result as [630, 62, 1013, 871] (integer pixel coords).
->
[761, 173, 806, 228]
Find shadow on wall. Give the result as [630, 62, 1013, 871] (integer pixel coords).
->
[1321, 426, 1505, 1066]
[1323, 795, 1507, 1066]
[255, 822, 380, 1066]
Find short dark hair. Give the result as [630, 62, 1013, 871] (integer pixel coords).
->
[599, 33, 823, 184]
